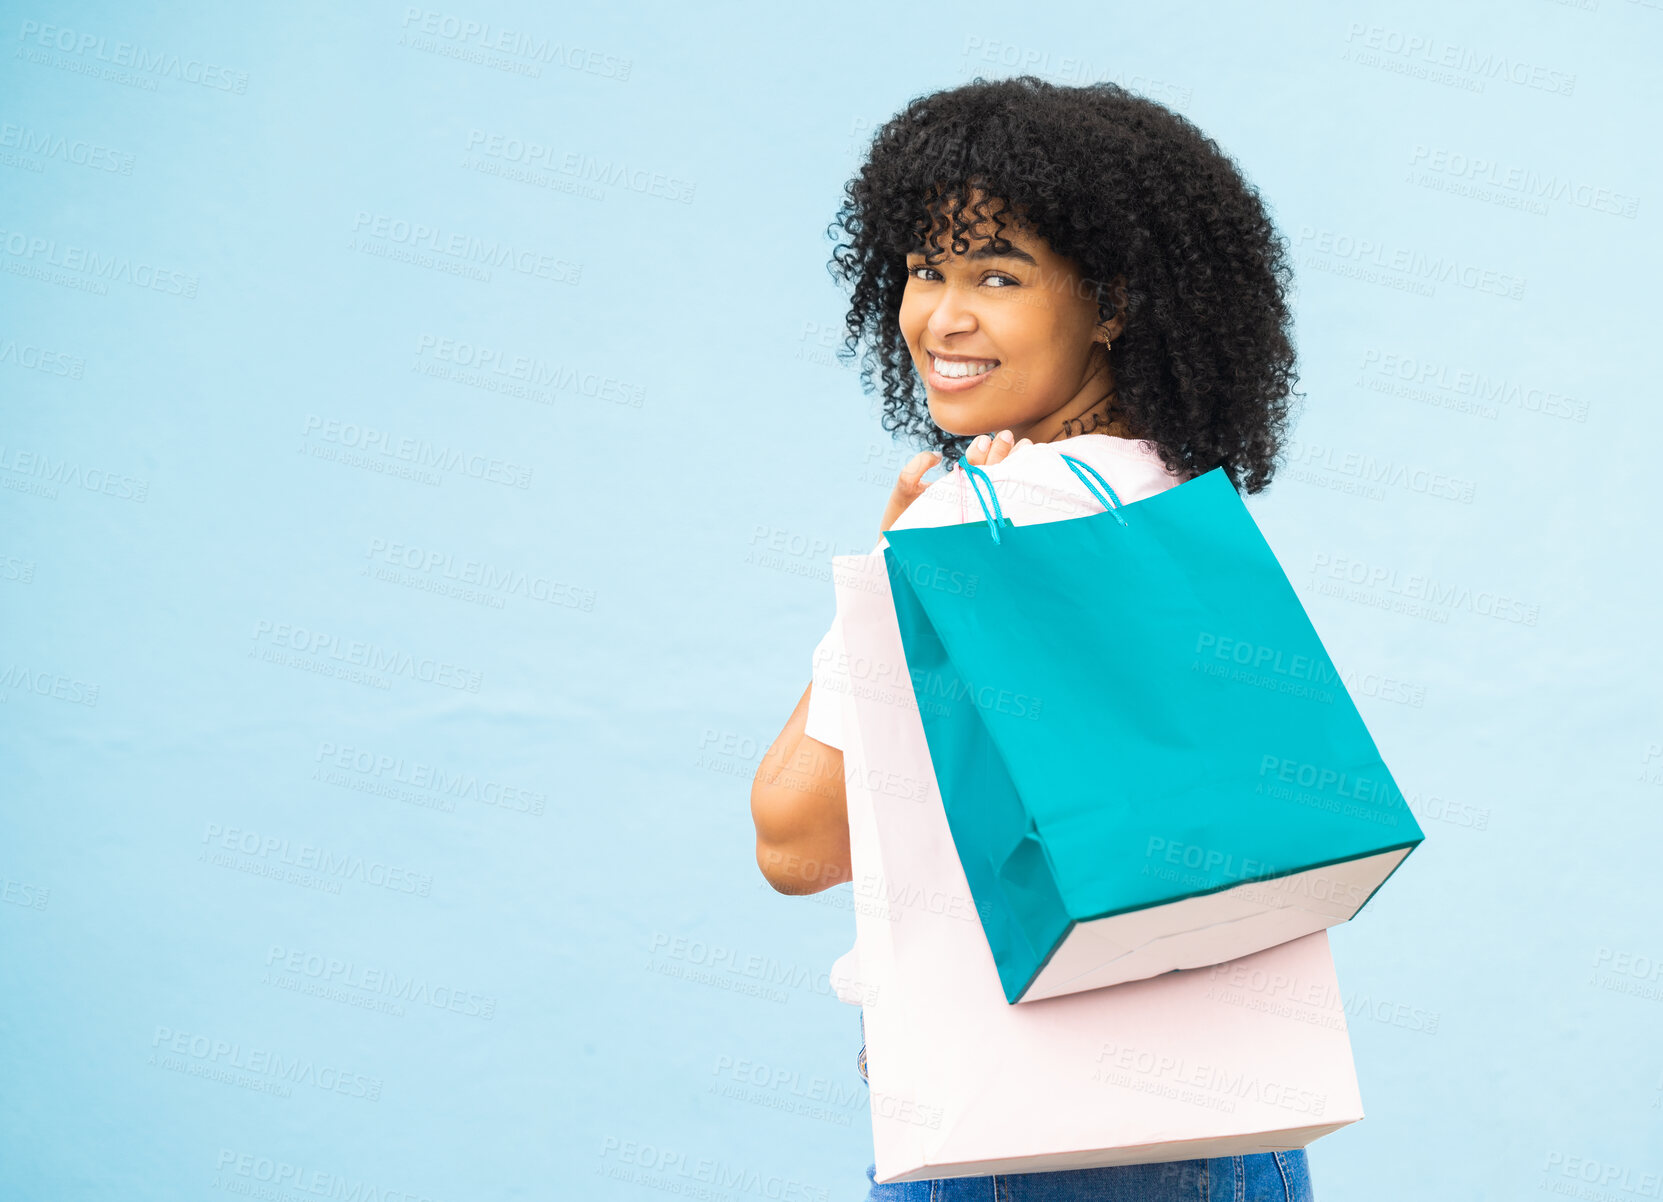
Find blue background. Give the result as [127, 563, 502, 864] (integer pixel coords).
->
[3, 2, 1660, 1199]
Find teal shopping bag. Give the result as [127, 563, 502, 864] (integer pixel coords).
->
[882, 455, 1424, 1005]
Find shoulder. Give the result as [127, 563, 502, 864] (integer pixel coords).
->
[1037, 435, 1186, 506]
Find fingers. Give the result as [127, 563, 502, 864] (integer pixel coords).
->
[899, 450, 940, 494]
[985, 429, 1017, 465]
[970, 429, 1020, 467]
[879, 451, 942, 534]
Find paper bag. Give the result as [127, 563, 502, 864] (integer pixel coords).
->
[882, 456, 1423, 1003]
[833, 547, 1366, 1182]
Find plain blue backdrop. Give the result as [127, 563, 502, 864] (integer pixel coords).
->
[2, 1, 1660, 1199]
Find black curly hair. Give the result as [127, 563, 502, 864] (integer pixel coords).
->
[826, 76, 1301, 494]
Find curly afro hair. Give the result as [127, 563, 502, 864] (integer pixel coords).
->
[826, 75, 1301, 494]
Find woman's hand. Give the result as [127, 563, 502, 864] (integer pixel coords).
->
[879, 430, 1030, 534]
[879, 451, 940, 535]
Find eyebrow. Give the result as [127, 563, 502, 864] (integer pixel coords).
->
[909, 242, 1038, 266]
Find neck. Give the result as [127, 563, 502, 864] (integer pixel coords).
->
[1015, 347, 1141, 445]
[1034, 403, 1136, 444]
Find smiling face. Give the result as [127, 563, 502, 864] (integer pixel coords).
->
[899, 191, 1128, 444]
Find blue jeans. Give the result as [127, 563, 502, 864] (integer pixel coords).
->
[857, 1015, 1316, 1201]
[861, 1153, 1314, 1200]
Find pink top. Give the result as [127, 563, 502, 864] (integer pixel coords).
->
[803, 433, 1192, 1004]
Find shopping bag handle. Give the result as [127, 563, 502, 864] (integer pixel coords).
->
[1058, 454, 1130, 528]
[957, 452, 1130, 544]
[959, 461, 1010, 543]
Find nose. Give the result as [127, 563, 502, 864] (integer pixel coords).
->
[924, 279, 979, 342]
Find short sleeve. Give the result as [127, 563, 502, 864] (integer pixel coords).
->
[803, 610, 847, 750]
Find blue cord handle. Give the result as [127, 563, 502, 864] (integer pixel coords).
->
[956, 451, 1130, 543]
[1058, 453, 1129, 527]
[959, 460, 1007, 544]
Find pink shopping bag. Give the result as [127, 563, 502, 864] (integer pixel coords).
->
[829, 540, 1366, 1183]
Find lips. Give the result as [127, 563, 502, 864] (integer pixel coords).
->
[925, 351, 1000, 393]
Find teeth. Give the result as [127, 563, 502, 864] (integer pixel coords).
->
[932, 355, 996, 379]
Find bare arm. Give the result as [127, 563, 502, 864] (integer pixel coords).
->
[750, 437, 1020, 895]
[750, 681, 850, 894]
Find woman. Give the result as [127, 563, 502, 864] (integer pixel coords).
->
[751, 76, 1308, 1200]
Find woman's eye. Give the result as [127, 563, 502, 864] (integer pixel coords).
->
[906, 265, 1018, 287]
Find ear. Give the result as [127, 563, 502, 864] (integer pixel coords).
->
[1096, 274, 1129, 343]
